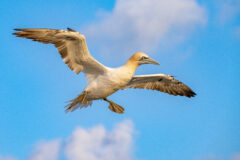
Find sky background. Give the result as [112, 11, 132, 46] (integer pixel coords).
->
[0, 0, 240, 160]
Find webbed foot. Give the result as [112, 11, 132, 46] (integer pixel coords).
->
[103, 98, 125, 114]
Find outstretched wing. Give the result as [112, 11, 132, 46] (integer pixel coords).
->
[124, 74, 196, 97]
[13, 28, 107, 75]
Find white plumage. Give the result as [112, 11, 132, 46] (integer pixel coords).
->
[13, 28, 196, 114]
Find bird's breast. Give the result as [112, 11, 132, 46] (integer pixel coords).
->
[85, 68, 133, 100]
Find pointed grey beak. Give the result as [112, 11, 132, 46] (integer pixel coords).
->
[145, 58, 160, 65]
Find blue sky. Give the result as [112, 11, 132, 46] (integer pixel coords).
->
[0, 0, 240, 160]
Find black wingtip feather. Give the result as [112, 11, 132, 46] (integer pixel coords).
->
[67, 28, 76, 32]
[187, 90, 196, 98]
[14, 28, 25, 31]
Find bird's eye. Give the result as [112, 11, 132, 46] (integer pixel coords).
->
[140, 56, 148, 60]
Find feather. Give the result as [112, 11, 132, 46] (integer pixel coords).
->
[13, 28, 107, 75]
[124, 74, 196, 97]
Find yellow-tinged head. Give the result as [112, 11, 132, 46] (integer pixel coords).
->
[129, 52, 160, 66]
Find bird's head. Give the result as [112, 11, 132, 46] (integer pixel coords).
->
[130, 52, 160, 66]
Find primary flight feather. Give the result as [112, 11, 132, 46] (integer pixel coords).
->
[13, 28, 196, 114]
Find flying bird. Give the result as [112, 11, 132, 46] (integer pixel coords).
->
[13, 28, 196, 114]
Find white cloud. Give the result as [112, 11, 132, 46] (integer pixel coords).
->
[84, 0, 206, 58]
[64, 120, 134, 160]
[0, 120, 135, 160]
[28, 139, 61, 160]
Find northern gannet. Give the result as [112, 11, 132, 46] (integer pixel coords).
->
[13, 28, 196, 114]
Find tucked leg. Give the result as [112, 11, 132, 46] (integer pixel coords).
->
[103, 98, 125, 114]
[65, 91, 90, 113]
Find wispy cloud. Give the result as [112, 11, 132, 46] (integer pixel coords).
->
[0, 156, 17, 160]
[1, 120, 134, 160]
[84, 0, 206, 58]
[231, 153, 240, 160]
[28, 139, 61, 160]
[196, 154, 223, 160]
[195, 153, 240, 160]
[217, 0, 240, 24]
[65, 120, 134, 160]
[234, 26, 240, 39]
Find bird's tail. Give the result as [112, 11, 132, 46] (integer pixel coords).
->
[65, 93, 92, 113]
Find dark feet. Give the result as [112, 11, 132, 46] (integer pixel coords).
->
[103, 98, 125, 114]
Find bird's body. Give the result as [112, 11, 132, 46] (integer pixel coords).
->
[13, 28, 196, 114]
[86, 66, 133, 100]
[85, 55, 140, 100]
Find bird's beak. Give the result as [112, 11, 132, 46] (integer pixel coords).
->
[144, 58, 160, 65]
